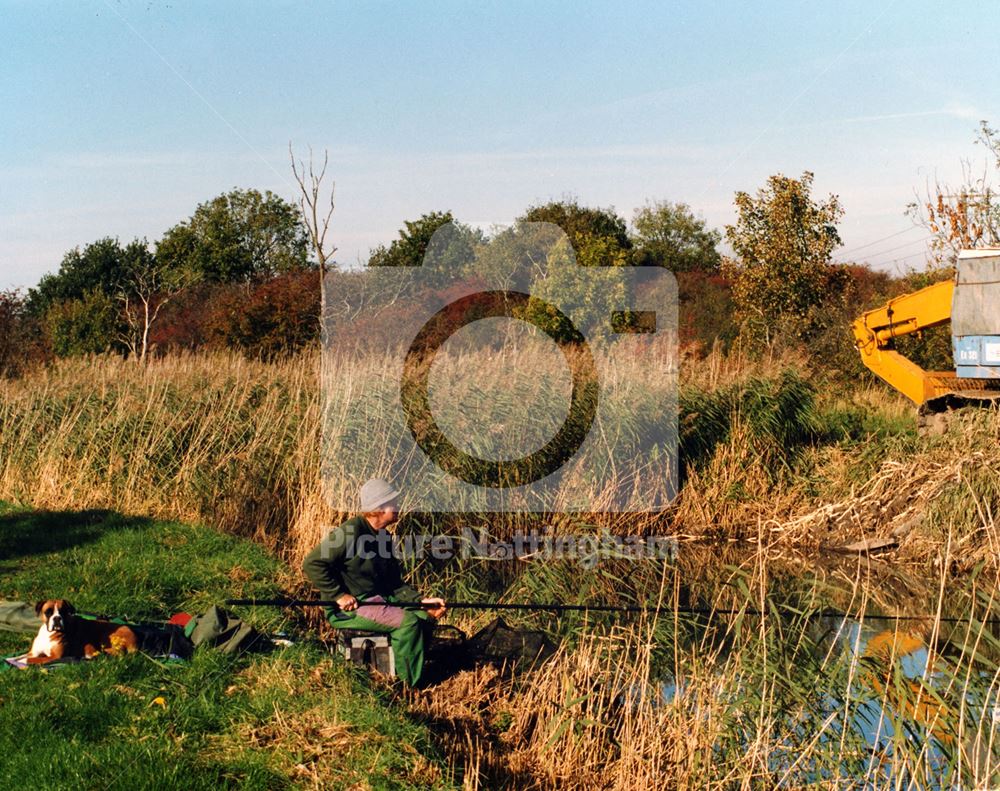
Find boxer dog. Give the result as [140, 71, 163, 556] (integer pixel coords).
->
[27, 599, 138, 664]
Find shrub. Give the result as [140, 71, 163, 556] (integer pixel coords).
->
[675, 269, 737, 351]
[679, 369, 820, 476]
[44, 290, 124, 357]
[202, 270, 321, 359]
[148, 282, 226, 354]
[0, 290, 47, 377]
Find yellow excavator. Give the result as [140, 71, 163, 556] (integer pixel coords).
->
[853, 248, 1000, 411]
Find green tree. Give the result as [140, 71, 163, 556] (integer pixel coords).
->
[519, 199, 631, 254]
[27, 237, 133, 315]
[519, 233, 631, 343]
[157, 188, 310, 283]
[26, 236, 196, 361]
[45, 290, 123, 357]
[368, 211, 479, 269]
[723, 171, 844, 343]
[631, 200, 721, 272]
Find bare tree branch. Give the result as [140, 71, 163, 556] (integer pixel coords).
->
[906, 121, 1000, 270]
[118, 251, 198, 364]
[290, 145, 337, 271]
[290, 143, 339, 345]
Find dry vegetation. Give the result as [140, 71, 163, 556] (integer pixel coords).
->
[3, 346, 985, 566]
[2, 348, 999, 787]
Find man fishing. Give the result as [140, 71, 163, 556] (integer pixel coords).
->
[302, 478, 446, 686]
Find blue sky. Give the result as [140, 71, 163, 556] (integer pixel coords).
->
[2, 0, 998, 290]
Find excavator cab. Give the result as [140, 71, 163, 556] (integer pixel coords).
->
[853, 248, 1000, 411]
[952, 250, 1000, 380]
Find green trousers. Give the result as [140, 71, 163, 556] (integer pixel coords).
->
[327, 601, 431, 686]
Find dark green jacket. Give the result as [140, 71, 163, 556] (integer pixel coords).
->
[302, 516, 421, 607]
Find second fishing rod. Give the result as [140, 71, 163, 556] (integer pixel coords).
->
[225, 598, 1000, 625]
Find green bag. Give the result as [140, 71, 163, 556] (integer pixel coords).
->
[182, 605, 267, 655]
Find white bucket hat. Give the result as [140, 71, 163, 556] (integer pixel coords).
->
[359, 478, 400, 512]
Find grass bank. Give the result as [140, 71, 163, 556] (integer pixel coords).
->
[0, 503, 452, 790]
[3, 501, 997, 787]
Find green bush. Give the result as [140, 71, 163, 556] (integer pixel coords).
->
[44, 290, 124, 357]
[680, 369, 820, 475]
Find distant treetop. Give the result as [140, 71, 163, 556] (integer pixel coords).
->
[157, 188, 311, 283]
[630, 200, 721, 272]
[518, 199, 631, 252]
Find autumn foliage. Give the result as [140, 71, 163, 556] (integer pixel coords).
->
[152, 270, 321, 359]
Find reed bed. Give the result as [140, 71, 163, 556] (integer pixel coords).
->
[408, 551, 1000, 789]
[1, 349, 997, 572]
[3, 349, 1000, 787]
[0, 352, 326, 561]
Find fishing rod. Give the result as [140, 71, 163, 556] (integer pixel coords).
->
[224, 598, 1000, 625]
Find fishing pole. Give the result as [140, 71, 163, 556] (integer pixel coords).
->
[224, 598, 1000, 625]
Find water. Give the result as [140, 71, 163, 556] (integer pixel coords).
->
[620, 608, 1000, 787]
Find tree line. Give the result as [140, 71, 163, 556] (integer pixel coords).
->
[5, 120, 996, 379]
[1, 190, 730, 370]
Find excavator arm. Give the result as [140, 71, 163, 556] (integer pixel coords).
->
[853, 273, 1000, 407]
[852, 279, 962, 405]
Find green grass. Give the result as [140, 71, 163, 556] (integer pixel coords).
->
[0, 503, 454, 790]
[0, 505, 287, 635]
